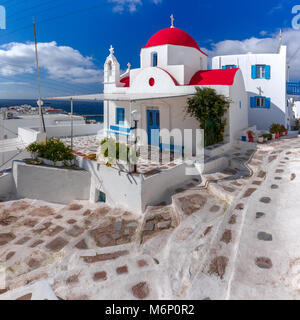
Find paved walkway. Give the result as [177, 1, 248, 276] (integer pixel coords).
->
[1, 136, 300, 300]
[229, 141, 300, 299]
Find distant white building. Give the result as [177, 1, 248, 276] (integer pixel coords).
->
[212, 46, 291, 130]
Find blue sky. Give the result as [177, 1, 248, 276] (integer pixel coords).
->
[0, 0, 299, 98]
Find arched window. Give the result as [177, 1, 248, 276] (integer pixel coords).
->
[152, 52, 158, 67]
[107, 61, 112, 77]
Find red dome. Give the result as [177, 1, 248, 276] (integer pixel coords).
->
[143, 28, 207, 55]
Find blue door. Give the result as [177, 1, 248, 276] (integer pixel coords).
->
[147, 110, 160, 146]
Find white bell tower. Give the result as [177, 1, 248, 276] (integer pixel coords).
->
[104, 45, 121, 92]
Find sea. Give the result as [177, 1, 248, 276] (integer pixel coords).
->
[0, 99, 104, 123]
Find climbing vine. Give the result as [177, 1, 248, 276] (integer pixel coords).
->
[186, 87, 230, 147]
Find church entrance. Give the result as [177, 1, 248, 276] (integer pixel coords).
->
[147, 109, 160, 147]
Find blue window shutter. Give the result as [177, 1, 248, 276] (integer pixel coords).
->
[251, 65, 256, 79]
[250, 97, 256, 108]
[116, 109, 120, 124]
[116, 108, 125, 124]
[265, 97, 271, 108]
[265, 65, 271, 79]
[222, 66, 226, 69]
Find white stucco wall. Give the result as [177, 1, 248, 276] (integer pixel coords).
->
[0, 173, 14, 199]
[0, 114, 85, 140]
[294, 101, 300, 119]
[13, 161, 91, 204]
[212, 46, 287, 130]
[141, 163, 201, 208]
[229, 70, 249, 142]
[30, 123, 102, 139]
[77, 158, 143, 212]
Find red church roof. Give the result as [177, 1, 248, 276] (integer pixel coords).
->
[189, 68, 239, 86]
[143, 28, 207, 56]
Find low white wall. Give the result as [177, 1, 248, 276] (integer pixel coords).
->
[77, 158, 143, 213]
[0, 149, 31, 170]
[0, 173, 14, 199]
[18, 127, 40, 145]
[141, 163, 201, 209]
[31, 124, 102, 138]
[13, 161, 91, 204]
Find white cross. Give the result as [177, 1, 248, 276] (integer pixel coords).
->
[127, 62, 131, 70]
[170, 14, 175, 28]
[257, 86, 264, 96]
[109, 45, 114, 55]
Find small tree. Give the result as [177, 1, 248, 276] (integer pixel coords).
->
[186, 87, 230, 147]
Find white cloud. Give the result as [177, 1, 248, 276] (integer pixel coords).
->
[108, 0, 161, 13]
[207, 28, 300, 80]
[0, 41, 103, 84]
[0, 81, 29, 85]
[109, 0, 142, 13]
[259, 30, 268, 36]
[268, 4, 283, 15]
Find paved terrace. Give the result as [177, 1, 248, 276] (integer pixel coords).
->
[62, 135, 184, 175]
[0, 135, 300, 300]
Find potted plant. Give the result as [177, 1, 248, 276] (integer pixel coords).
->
[269, 123, 281, 139]
[262, 133, 271, 142]
[26, 138, 74, 167]
[247, 130, 254, 143]
[258, 136, 264, 143]
[280, 124, 286, 137]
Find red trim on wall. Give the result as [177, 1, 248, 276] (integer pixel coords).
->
[120, 76, 130, 87]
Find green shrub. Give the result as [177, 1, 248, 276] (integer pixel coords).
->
[262, 133, 271, 140]
[269, 123, 281, 134]
[186, 87, 230, 147]
[26, 138, 74, 166]
[100, 138, 138, 164]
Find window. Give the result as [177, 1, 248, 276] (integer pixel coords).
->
[222, 65, 237, 69]
[256, 97, 265, 107]
[250, 96, 271, 109]
[98, 191, 106, 203]
[256, 65, 265, 79]
[107, 61, 112, 77]
[116, 108, 125, 125]
[152, 52, 158, 67]
[251, 65, 271, 79]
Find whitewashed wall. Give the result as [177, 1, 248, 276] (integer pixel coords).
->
[0, 173, 14, 199]
[77, 158, 143, 212]
[294, 101, 300, 119]
[13, 161, 91, 204]
[30, 123, 102, 138]
[212, 46, 287, 130]
[229, 70, 249, 142]
[0, 114, 85, 140]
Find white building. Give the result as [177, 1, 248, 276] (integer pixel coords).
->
[103, 25, 248, 153]
[212, 46, 290, 131]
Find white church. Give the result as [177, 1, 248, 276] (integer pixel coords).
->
[102, 19, 248, 155]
